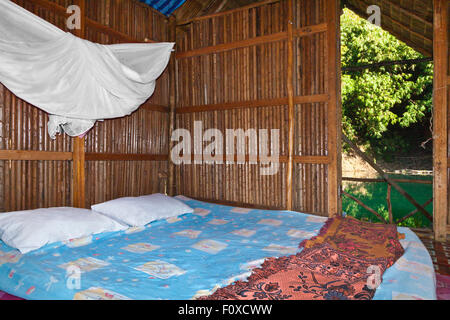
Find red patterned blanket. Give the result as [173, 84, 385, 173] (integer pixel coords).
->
[199, 216, 405, 300]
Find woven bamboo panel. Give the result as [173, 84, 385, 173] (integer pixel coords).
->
[175, 0, 334, 214]
[85, 160, 168, 206]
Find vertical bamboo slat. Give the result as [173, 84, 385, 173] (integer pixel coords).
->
[286, 0, 294, 211]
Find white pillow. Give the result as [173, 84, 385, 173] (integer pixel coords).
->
[91, 193, 194, 227]
[0, 207, 127, 254]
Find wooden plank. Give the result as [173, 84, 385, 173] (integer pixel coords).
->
[326, 0, 342, 217]
[188, 155, 329, 164]
[432, 0, 448, 241]
[342, 176, 432, 184]
[176, 0, 282, 26]
[176, 94, 328, 113]
[21, 0, 152, 43]
[286, 0, 295, 211]
[176, 31, 288, 59]
[72, 0, 86, 209]
[85, 153, 168, 161]
[0, 150, 72, 161]
[141, 104, 170, 113]
[175, 24, 327, 59]
[85, 18, 153, 43]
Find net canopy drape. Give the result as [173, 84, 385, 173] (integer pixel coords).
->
[0, 0, 174, 138]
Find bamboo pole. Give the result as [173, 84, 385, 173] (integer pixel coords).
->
[432, 0, 448, 241]
[72, 0, 86, 208]
[286, 0, 294, 211]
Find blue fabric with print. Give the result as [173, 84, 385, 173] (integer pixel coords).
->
[0, 197, 436, 300]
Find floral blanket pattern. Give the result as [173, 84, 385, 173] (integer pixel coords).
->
[200, 217, 405, 300]
[300, 216, 405, 267]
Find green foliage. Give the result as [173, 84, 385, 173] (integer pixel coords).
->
[341, 9, 433, 157]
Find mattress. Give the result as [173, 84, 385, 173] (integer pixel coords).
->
[0, 196, 436, 300]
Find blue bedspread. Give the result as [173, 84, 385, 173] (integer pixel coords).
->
[0, 196, 436, 300]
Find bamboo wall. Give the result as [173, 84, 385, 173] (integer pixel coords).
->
[0, 0, 171, 212]
[174, 0, 341, 216]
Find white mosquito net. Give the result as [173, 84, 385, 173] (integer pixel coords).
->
[0, 0, 174, 138]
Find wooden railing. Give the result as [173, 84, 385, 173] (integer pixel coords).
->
[342, 135, 433, 226]
[342, 176, 433, 225]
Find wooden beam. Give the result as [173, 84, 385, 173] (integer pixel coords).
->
[285, 0, 295, 211]
[396, 198, 434, 225]
[176, 31, 287, 59]
[72, 138, 85, 208]
[21, 0, 152, 44]
[188, 196, 286, 211]
[342, 57, 433, 72]
[85, 153, 168, 161]
[342, 176, 432, 185]
[432, 0, 448, 241]
[343, 135, 433, 221]
[141, 104, 170, 113]
[0, 150, 73, 161]
[175, 24, 327, 59]
[326, 0, 342, 217]
[187, 154, 330, 164]
[72, 0, 86, 209]
[176, 0, 282, 26]
[176, 94, 329, 114]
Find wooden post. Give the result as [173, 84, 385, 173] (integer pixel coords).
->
[168, 16, 176, 196]
[327, 0, 342, 217]
[387, 184, 393, 224]
[432, 0, 448, 241]
[286, 0, 295, 211]
[72, 0, 86, 208]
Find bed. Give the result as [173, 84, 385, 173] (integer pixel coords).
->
[0, 196, 436, 300]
